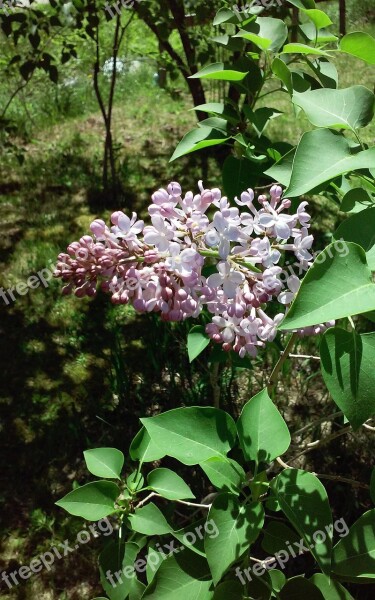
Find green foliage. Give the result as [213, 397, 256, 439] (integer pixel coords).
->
[270, 469, 333, 574]
[237, 388, 291, 464]
[55, 481, 119, 520]
[147, 468, 195, 500]
[292, 86, 374, 131]
[208, 495, 264, 584]
[140, 407, 237, 465]
[280, 243, 375, 330]
[332, 510, 375, 581]
[320, 329, 375, 429]
[22, 2, 375, 599]
[187, 325, 210, 362]
[84, 448, 125, 480]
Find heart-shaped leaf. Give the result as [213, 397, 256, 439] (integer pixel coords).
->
[141, 407, 237, 466]
[237, 388, 291, 464]
[292, 86, 374, 131]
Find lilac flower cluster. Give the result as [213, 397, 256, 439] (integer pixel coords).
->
[54, 181, 333, 357]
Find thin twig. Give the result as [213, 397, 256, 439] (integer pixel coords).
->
[292, 411, 343, 438]
[288, 425, 353, 463]
[313, 473, 369, 490]
[276, 457, 369, 489]
[289, 353, 320, 361]
[135, 492, 156, 509]
[276, 456, 291, 469]
[135, 492, 211, 511]
[268, 333, 298, 394]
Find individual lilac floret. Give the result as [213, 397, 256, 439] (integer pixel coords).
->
[54, 181, 332, 357]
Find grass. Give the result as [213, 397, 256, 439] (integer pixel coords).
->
[0, 8, 375, 599]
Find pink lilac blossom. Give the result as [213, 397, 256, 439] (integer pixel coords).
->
[54, 181, 333, 357]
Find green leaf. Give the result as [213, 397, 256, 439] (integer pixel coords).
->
[261, 521, 301, 555]
[284, 129, 375, 197]
[129, 578, 146, 600]
[99, 541, 138, 600]
[213, 580, 243, 599]
[286, 0, 316, 8]
[187, 325, 210, 362]
[280, 243, 375, 330]
[265, 147, 296, 186]
[302, 8, 332, 29]
[282, 43, 331, 56]
[171, 127, 229, 161]
[307, 57, 338, 89]
[320, 328, 375, 430]
[213, 7, 238, 26]
[334, 208, 375, 269]
[205, 493, 264, 584]
[141, 407, 237, 466]
[245, 107, 283, 137]
[270, 469, 333, 575]
[142, 549, 214, 599]
[310, 574, 354, 599]
[200, 457, 245, 494]
[280, 577, 325, 599]
[341, 188, 374, 213]
[129, 427, 166, 464]
[269, 569, 286, 593]
[340, 32, 375, 65]
[147, 468, 195, 500]
[145, 543, 165, 584]
[191, 102, 239, 125]
[332, 509, 375, 581]
[222, 155, 263, 200]
[172, 519, 207, 556]
[247, 574, 273, 600]
[83, 448, 124, 480]
[370, 469, 375, 504]
[190, 63, 248, 81]
[237, 388, 291, 464]
[234, 17, 288, 52]
[300, 23, 338, 44]
[128, 502, 172, 535]
[272, 57, 292, 94]
[293, 86, 375, 130]
[55, 481, 119, 521]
